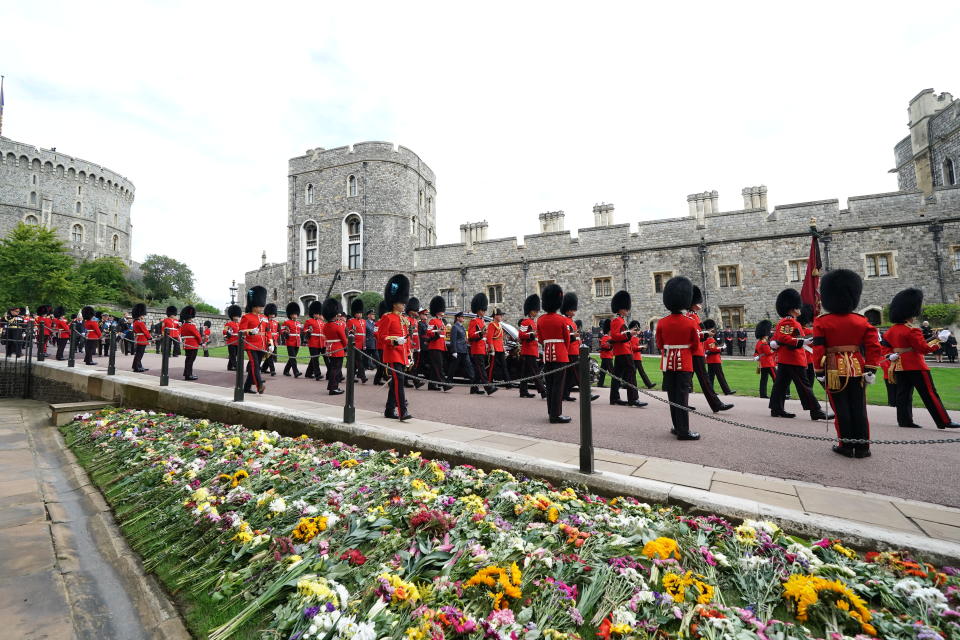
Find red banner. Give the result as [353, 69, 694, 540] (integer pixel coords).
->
[800, 235, 822, 314]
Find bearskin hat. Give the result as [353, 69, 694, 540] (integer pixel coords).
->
[703, 318, 716, 330]
[204, 320, 211, 328]
[384, 274, 410, 306]
[52, 306, 64, 319]
[628, 320, 641, 330]
[541, 284, 563, 313]
[95, 311, 102, 320]
[561, 292, 579, 314]
[377, 299, 388, 318]
[798, 303, 814, 326]
[285, 302, 300, 318]
[36, 305, 48, 316]
[611, 290, 631, 313]
[263, 303, 277, 317]
[180, 305, 196, 321]
[308, 300, 323, 317]
[471, 292, 489, 315]
[890, 288, 923, 324]
[165, 305, 178, 316]
[429, 295, 445, 316]
[321, 298, 340, 322]
[755, 319, 772, 340]
[601, 318, 611, 333]
[227, 304, 242, 319]
[691, 286, 703, 307]
[523, 294, 541, 315]
[775, 288, 802, 318]
[245, 286, 267, 313]
[350, 298, 364, 316]
[820, 268, 862, 315]
[663, 276, 693, 313]
[575, 319, 583, 329]
[81, 305, 94, 321]
[132, 303, 147, 319]
[406, 297, 420, 315]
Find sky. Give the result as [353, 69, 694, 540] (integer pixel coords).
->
[2, 1, 958, 308]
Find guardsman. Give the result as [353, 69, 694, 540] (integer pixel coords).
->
[303, 300, 324, 380]
[381, 274, 413, 421]
[131, 303, 151, 372]
[753, 320, 776, 398]
[281, 302, 303, 378]
[609, 290, 646, 407]
[417, 307, 431, 380]
[656, 276, 700, 440]
[629, 320, 656, 390]
[487, 307, 512, 387]
[162, 305, 181, 358]
[320, 298, 346, 395]
[240, 286, 268, 394]
[346, 299, 368, 384]
[737, 327, 747, 356]
[468, 293, 497, 395]
[768, 288, 826, 420]
[884, 287, 960, 429]
[180, 306, 201, 380]
[404, 297, 424, 389]
[224, 305, 241, 371]
[703, 319, 735, 395]
[879, 332, 897, 406]
[202, 320, 212, 357]
[259, 303, 279, 377]
[598, 318, 614, 387]
[561, 293, 597, 402]
[4, 307, 24, 358]
[52, 307, 70, 360]
[723, 326, 734, 356]
[687, 287, 733, 413]
[81, 306, 100, 365]
[811, 269, 883, 458]
[537, 284, 572, 423]
[425, 296, 452, 391]
[35, 305, 51, 357]
[518, 294, 546, 399]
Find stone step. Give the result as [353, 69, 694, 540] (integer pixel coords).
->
[49, 401, 115, 427]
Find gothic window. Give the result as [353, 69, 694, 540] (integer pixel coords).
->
[952, 246, 960, 271]
[945, 159, 957, 186]
[344, 214, 362, 270]
[24, 215, 39, 225]
[71, 224, 84, 244]
[440, 288, 456, 308]
[718, 265, 740, 287]
[32, 174, 37, 185]
[788, 259, 807, 283]
[427, 197, 433, 214]
[29, 192, 37, 205]
[112, 235, 119, 251]
[594, 277, 612, 297]
[78, 185, 82, 196]
[348, 175, 357, 197]
[305, 184, 314, 205]
[652, 271, 673, 293]
[302, 221, 318, 274]
[487, 284, 504, 305]
[719, 306, 744, 329]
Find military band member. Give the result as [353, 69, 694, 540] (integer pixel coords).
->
[656, 276, 700, 440]
[598, 318, 614, 387]
[161, 306, 181, 358]
[81, 306, 100, 365]
[303, 301, 324, 380]
[3, 307, 25, 358]
[425, 296, 452, 391]
[487, 308, 512, 387]
[561, 293, 593, 401]
[703, 319, 735, 395]
[259, 303, 279, 377]
[180, 306, 201, 380]
[629, 320, 657, 389]
[884, 287, 960, 429]
[811, 269, 882, 458]
[468, 293, 497, 395]
[53, 307, 70, 360]
[202, 320, 212, 357]
[687, 287, 733, 413]
[879, 334, 897, 406]
[538, 284, 572, 423]
[344, 299, 367, 383]
[224, 305, 241, 371]
[518, 294, 546, 399]
[321, 298, 346, 395]
[609, 290, 646, 407]
[404, 298, 424, 389]
[753, 320, 776, 398]
[381, 274, 413, 421]
[131, 303, 151, 372]
[240, 286, 268, 394]
[281, 302, 303, 377]
[768, 288, 826, 420]
[723, 326, 735, 356]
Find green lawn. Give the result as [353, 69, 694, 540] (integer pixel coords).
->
[591, 355, 960, 411]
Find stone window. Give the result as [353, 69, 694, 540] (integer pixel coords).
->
[652, 271, 673, 293]
[427, 197, 433, 215]
[537, 280, 556, 297]
[71, 224, 84, 244]
[487, 284, 504, 305]
[864, 252, 895, 278]
[952, 246, 960, 271]
[719, 305, 744, 329]
[24, 215, 39, 225]
[302, 221, 318, 275]
[112, 234, 119, 252]
[114, 212, 118, 226]
[419, 190, 424, 207]
[76, 202, 82, 214]
[29, 191, 37, 205]
[593, 277, 612, 298]
[32, 174, 37, 185]
[78, 185, 82, 196]
[305, 249, 317, 274]
[944, 159, 957, 187]
[787, 259, 807, 283]
[440, 288, 456, 308]
[718, 265, 740, 288]
[344, 214, 363, 270]
[305, 184, 314, 205]
[348, 175, 357, 197]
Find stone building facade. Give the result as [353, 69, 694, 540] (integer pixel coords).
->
[0, 136, 135, 262]
[247, 90, 960, 340]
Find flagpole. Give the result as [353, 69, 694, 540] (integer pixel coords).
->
[0, 75, 5, 138]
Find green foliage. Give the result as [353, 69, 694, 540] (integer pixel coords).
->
[354, 291, 383, 312]
[921, 303, 960, 327]
[76, 257, 129, 303]
[157, 296, 221, 316]
[141, 254, 195, 301]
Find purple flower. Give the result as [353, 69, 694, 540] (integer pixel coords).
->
[302, 606, 320, 620]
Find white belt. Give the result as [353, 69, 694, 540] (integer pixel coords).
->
[543, 339, 563, 344]
[326, 339, 341, 343]
[664, 344, 690, 349]
[354, 333, 365, 337]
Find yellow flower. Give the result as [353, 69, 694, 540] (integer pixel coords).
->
[379, 573, 421, 604]
[232, 530, 253, 544]
[642, 537, 680, 560]
[191, 487, 210, 502]
[291, 516, 328, 542]
[429, 461, 445, 482]
[734, 524, 757, 543]
[459, 494, 486, 516]
[465, 564, 522, 608]
[832, 543, 857, 559]
[662, 571, 714, 605]
[547, 506, 560, 523]
[297, 577, 337, 602]
[781, 574, 874, 633]
[341, 459, 360, 468]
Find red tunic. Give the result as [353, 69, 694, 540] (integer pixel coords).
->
[754, 338, 775, 369]
[283, 319, 302, 347]
[133, 320, 152, 345]
[704, 336, 723, 364]
[202, 327, 211, 346]
[427, 317, 446, 351]
[380, 312, 409, 364]
[537, 312, 571, 363]
[239, 313, 265, 351]
[375, 316, 385, 350]
[181, 322, 202, 349]
[323, 321, 347, 357]
[599, 334, 613, 360]
[881, 323, 938, 372]
[610, 316, 631, 357]
[468, 317, 487, 356]
[812, 313, 881, 377]
[223, 320, 239, 346]
[518, 317, 539, 357]
[802, 326, 815, 367]
[655, 313, 698, 372]
[565, 316, 580, 357]
[55, 318, 70, 339]
[161, 316, 181, 339]
[407, 315, 421, 351]
[772, 317, 806, 366]
[84, 319, 102, 340]
[486, 321, 506, 353]
[685, 312, 705, 357]
[630, 335, 643, 361]
[304, 318, 324, 349]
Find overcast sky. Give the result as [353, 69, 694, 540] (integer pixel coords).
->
[2, 1, 958, 308]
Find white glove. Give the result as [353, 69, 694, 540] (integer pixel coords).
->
[451, 352, 458, 358]
[753, 355, 760, 361]
[863, 371, 876, 385]
[268, 345, 275, 352]
[938, 329, 950, 341]
[816, 375, 826, 385]
[887, 352, 899, 362]
[769, 340, 779, 350]
[249, 328, 259, 335]
[804, 336, 816, 345]
[396, 337, 406, 345]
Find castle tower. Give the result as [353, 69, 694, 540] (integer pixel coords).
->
[895, 89, 956, 194]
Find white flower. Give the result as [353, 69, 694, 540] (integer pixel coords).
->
[786, 543, 823, 568]
[268, 498, 287, 513]
[308, 624, 317, 634]
[633, 590, 655, 604]
[303, 505, 319, 515]
[291, 498, 309, 511]
[612, 608, 637, 626]
[739, 555, 771, 570]
[712, 552, 731, 568]
[745, 519, 781, 536]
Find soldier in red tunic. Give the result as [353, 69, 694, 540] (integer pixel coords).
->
[769, 288, 826, 420]
[702, 319, 735, 395]
[561, 293, 597, 402]
[240, 286, 268, 394]
[609, 290, 646, 407]
[597, 318, 614, 387]
[486, 308, 511, 387]
[629, 320, 656, 390]
[52, 306, 70, 361]
[130, 303, 151, 372]
[321, 298, 346, 395]
[537, 284, 572, 423]
[687, 287, 732, 413]
[656, 276, 701, 440]
[884, 288, 959, 429]
[811, 269, 883, 457]
[518, 294, 546, 399]
[381, 274, 413, 420]
[373, 300, 389, 385]
[425, 296, 452, 391]
[281, 302, 303, 378]
[180, 305, 201, 380]
[259, 304, 279, 377]
[468, 293, 497, 396]
[302, 300, 324, 380]
[223, 305, 241, 371]
[81, 306, 100, 365]
[753, 320, 776, 398]
[202, 320, 212, 357]
[345, 298, 368, 384]
[162, 305, 181, 358]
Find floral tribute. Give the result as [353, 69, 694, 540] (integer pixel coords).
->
[62, 409, 960, 640]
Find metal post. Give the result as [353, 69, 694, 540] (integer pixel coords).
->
[107, 323, 117, 375]
[344, 345, 356, 423]
[233, 332, 245, 402]
[37, 320, 45, 362]
[24, 322, 34, 399]
[578, 344, 594, 474]
[160, 328, 170, 387]
[67, 323, 76, 368]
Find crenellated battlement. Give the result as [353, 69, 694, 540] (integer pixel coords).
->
[289, 141, 435, 181]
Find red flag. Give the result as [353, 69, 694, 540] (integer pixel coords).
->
[800, 235, 823, 314]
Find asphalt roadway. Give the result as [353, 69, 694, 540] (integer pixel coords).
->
[107, 351, 960, 507]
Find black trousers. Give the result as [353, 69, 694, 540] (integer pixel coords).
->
[707, 362, 733, 394]
[520, 355, 546, 397]
[564, 354, 580, 396]
[770, 362, 818, 415]
[426, 349, 447, 387]
[5, 332, 23, 358]
[634, 357, 654, 388]
[243, 350, 264, 392]
[725, 341, 734, 356]
[374, 350, 388, 384]
[692, 355, 724, 412]
[305, 346, 322, 379]
[261, 350, 276, 375]
[610, 354, 639, 403]
[471, 353, 495, 393]
[896, 369, 951, 427]
[759, 366, 775, 398]
[738, 341, 746, 356]
[133, 344, 146, 371]
[227, 344, 238, 370]
[364, 348, 377, 370]
[284, 346, 301, 376]
[183, 349, 198, 378]
[598, 358, 614, 386]
[385, 366, 407, 417]
[84, 339, 98, 364]
[885, 379, 897, 406]
[171, 340, 181, 357]
[663, 371, 693, 436]
[543, 361, 567, 419]
[354, 347, 368, 381]
[489, 351, 511, 384]
[326, 356, 343, 391]
[56, 337, 68, 360]
[826, 378, 869, 452]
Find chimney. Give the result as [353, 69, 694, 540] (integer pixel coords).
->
[686, 191, 717, 226]
[261, 250, 267, 268]
[460, 221, 489, 248]
[593, 203, 614, 226]
[538, 210, 565, 233]
[741, 186, 768, 210]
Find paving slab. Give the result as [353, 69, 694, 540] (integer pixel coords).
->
[710, 481, 804, 511]
[593, 459, 642, 475]
[0, 522, 56, 576]
[631, 458, 714, 490]
[912, 519, 960, 543]
[796, 485, 920, 532]
[0, 501, 47, 528]
[471, 434, 539, 451]
[712, 469, 798, 496]
[0, 569, 74, 639]
[895, 502, 960, 528]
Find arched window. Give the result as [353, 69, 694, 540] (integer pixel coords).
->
[348, 175, 357, 197]
[29, 192, 37, 205]
[112, 234, 119, 251]
[71, 224, 84, 244]
[945, 159, 957, 186]
[302, 221, 318, 274]
[305, 183, 314, 205]
[76, 202, 82, 214]
[343, 214, 362, 270]
[24, 215, 39, 225]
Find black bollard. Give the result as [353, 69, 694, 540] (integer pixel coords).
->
[233, 332, 245, 402]
[578, 344, 594, 474]
[37, 320, 46, 362]
[160, 328, 170, 387]
[344, 345, 356, 423]
[24, 322, 34, 399]
[67, 326, 76, 368]
[107, 324, 117, 375]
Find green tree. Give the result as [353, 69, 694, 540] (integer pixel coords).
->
[922, 303, 960, 327]
[141, 254, 195, 301]
[76, 257, 129, 302]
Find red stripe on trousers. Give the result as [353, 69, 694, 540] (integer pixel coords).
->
[920, 370, 950, 424]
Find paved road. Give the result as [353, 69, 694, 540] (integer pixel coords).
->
[97, 351, 960, 507]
